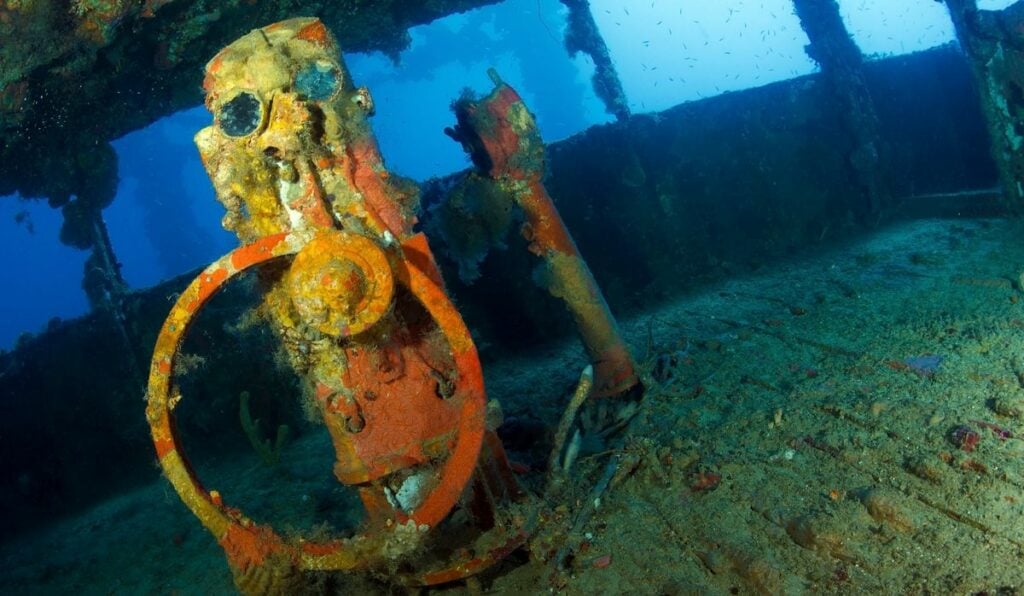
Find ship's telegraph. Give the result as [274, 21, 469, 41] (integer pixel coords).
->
[145, 17, 639, 593]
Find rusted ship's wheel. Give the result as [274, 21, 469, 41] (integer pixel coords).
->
[144, 231, 487, 581]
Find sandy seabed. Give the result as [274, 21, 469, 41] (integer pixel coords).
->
[5, 216, 1024, 594]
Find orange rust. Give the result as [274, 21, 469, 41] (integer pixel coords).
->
[403, 266, 486, 528]
[284, 232, 394, 338]
[162, 18, 533, 585]
[519, 187, 636, 396]
[334, 336, 460, 483]
[327, 256, 482, 489]
[153, 435, 175, 459]
[290, 166, 335, 229]
[480, 87, 527, 179]
[358, 486, 398, 526]
[295, 19, 332, 47]
[206, 54, 224, 75]
[299, 540, 343, 558]
[229, 234, 286, 270]
[324, 148, 390, 235]
[348, 139, 414, 239]
[401, 233, 445, 288]
[148, 229, 496, 577]
[591, 342, 642, 398]
[690, 471, 722, 492]
[453, 79, 640, 398]
[219, 523, 288, 572]
[195, 267, 229, 305]
[414, 407, 483, 527]
[519, 179, 578, 256]
[493, 86, 521, 113]
[229, 245, 263, 271]
[314, 382, 334, 403]
[202, 54, 226, 94]
[418, 527, 532, 585]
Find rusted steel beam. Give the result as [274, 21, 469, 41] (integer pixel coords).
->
[793, 0, 889, 217]
[560, 0, 630, 122]
[942, 0, 1024, 210]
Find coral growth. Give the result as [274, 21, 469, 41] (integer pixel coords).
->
[239, 391, 290, 466]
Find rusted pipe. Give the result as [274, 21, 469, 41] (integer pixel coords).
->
[446, 71, 640, 398]
[560, 0, 630, 122]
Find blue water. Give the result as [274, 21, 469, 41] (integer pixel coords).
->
[0, 0, 978, 350]
[2, 0, 1021, 593]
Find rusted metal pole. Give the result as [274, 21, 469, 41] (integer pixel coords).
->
[56, 145, 144, 389]
[83, 211, 127, 308]
[942, 0, 1024, 210]
[793, 0, 888, 218]
[83, 209, 147, 389]
[560, 0, 630, 122]
[446, 71, 640, 398]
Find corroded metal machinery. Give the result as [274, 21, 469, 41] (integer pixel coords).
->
[444, 70, 640, 399]
[144, 17, 638, 592]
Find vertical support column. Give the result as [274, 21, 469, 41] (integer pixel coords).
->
[83, 209, 145, 387]
[793, 0, 888, 218]
[943, 0, 1024, 210]
[559, 0, 631, 122]
[52, 141, 126, 310]
[55, 141, 144, 388]
[82, 210, 127, 310]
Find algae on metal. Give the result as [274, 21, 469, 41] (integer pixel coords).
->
[147, 18, 531, 591]
[793, 0, 889, 218]
[239, 391, 290, 467]
[943, 0, 1024, 210]
[444, 70, 640, 398]
[559, 0, 630, 123]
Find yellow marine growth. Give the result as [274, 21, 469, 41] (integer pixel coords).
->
[146, 18, 531, 592]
